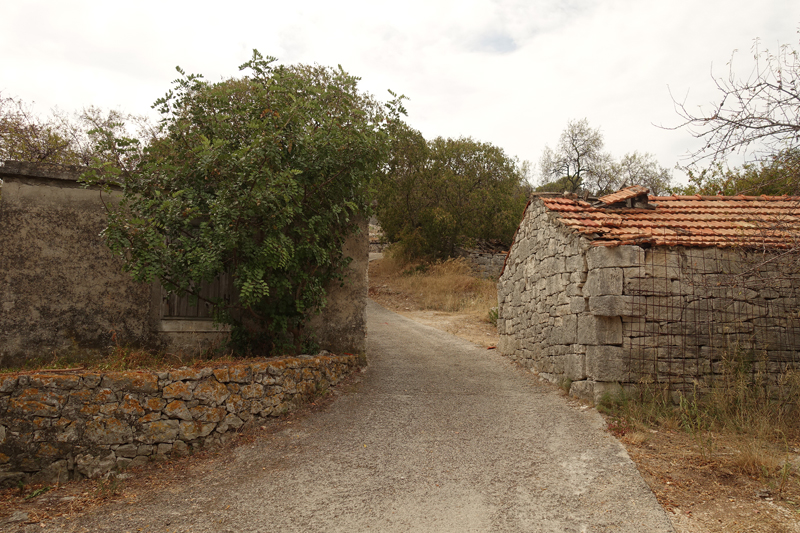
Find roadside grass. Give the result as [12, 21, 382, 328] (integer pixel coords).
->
[598, 350, 800, 497]
[0, 341, 251, 374]
[371, 253, 498, 321]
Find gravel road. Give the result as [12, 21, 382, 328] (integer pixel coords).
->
[25, 300, 674, 532]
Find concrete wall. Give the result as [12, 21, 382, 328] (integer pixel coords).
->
[498, 198, 800, 403]
[0, 161, 368, 366]
[0, 162, 155, 367]
[0, 353, 358, 486]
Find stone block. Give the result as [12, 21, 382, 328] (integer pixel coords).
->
[564, 353, 586, 381]
[189, 405, 227, 423]
[118, 394, 145, 417]
[116, 444, 138, 458]
[586, 345, 629, 382]
[568, 380, 594, 403]
[577, 315, 622, 345]
[140, 420, 180, 444]
[551, 314, 577, 345]
[85, 417, 133, 445]
[179, 421, 216, 441]
[164, 400, 193, 421]
[583, 268, 623, 297]
[162, 381, 194, 401]
[28, 374, 81, 390]
[588, 296, 645, 317]
[100, 372, 158, 394]
[75, 452, 116, 479]
[570, 297, 588, 314]
[593, 382, 625, 404]
[587, 246, 642, 269]
[194, 378, 231, 405]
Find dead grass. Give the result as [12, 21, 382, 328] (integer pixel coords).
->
[371, 253, 498, 320]
[1, 341, 263, 374]
[599, 359, 800, 504]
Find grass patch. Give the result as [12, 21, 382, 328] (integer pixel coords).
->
[599, 355, 800, 497]
[1, 341, 266, 374]
[372, 253, 498, 319]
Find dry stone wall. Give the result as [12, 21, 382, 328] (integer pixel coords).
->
[499, 198, 800, 403]
[0, 353, 358, 487]
[457, 249, 508, 279]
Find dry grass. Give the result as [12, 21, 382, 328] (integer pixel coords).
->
[372, 254, 498, 319]
[599, 358, 800, 495]
[1, 341, 254, 374]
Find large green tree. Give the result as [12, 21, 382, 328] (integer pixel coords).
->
[377, 129, 529, 259]
[85, 51, 402, 354]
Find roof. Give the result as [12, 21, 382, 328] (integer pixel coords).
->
[541, 187, 800, 248]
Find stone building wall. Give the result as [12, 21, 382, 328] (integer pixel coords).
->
[498, 199, 800, 403]
[0, 353, 358, 486]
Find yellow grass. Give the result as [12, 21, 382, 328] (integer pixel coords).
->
[374, 254, 498, 319]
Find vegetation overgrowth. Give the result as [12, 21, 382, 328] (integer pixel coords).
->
[598, 349, 800, 497]
[0, 343, 254, 374]
[78, 51, 407, 356]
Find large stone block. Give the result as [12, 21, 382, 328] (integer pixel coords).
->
[588, 296, 645, 317]
[586, 345, 629, 382]
[583, 268, 623, 297]
[551, 314, 578, 345]
[587, 246, 643, 269]
[577, 316, 622, 345]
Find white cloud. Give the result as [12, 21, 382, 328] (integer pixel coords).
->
[1, 0, 798, 184]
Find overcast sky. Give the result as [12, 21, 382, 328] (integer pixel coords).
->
[2, 1, 799, 184]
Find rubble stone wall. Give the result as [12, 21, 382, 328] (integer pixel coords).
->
[457, 249, 508, 279]
[0, 353, 358, 487]
[498, 199, 800, 403]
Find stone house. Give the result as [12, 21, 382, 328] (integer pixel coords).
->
[498, 185, 800, 402]
[0, 161, 368, 367]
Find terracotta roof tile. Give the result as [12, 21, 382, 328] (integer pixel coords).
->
[596, 185, 650, 205]
[540, 192, 800, 248]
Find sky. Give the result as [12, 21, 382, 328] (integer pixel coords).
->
[2, 0, 799, 185]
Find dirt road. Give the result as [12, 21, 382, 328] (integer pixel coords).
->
[21, 301, 674, 532]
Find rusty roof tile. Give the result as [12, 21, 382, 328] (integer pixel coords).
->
[539, 191, 800, 249]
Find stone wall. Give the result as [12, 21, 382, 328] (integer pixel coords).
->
[498, 199, 800, 403]
[0, 353, 358, 486]
[457, 249, 508, 279]
[0, 161, 369, 365]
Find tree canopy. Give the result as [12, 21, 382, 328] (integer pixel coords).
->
[376, 127, 529, 260]
[537, 119, 673, 196]
[83, 51, 403, 354]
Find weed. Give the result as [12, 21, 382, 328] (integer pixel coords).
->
[679, 388, 715, 461]
[24, 486, 51, 500]
[94, 476, 123, 499]
[557, 377, 572, 395]
[487, 307, 499, 327]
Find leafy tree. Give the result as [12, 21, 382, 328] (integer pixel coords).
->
[0, 93, 144, 167]
[671, 36, 800, 191]
[377, 129, 528, 259]
[538, 119, 673, 196]
[84, 51, 402, 354]
[678, 148, 800, 196]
